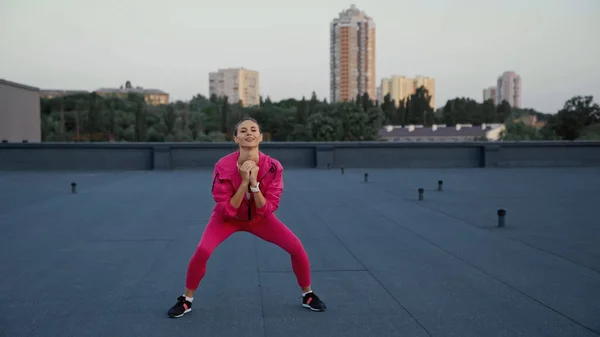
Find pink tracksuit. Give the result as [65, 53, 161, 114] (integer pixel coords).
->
[185, 151, 311, 290]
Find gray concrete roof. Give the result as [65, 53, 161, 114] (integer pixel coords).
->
[1, 168, 599, 336]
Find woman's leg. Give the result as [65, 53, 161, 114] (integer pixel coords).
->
[247, 215, 311, 290]
[168, 215, 239, 318]
[248, 215, 326, 311]
[185, 215, 239, 295]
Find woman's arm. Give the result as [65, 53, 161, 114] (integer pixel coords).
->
[212, 166, 249, 218]
[230, 182, 249, 208]
[251, 163, 283, 218]
[252, 187, 267, 208]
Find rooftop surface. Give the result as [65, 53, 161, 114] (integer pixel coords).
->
[1, 168, 599, 337]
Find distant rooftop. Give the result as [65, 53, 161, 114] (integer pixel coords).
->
[379, 123, 504, 138]
[0, 78, 40, 92]
[40, 89, 90, 97]
[96, 87, 167, 95]
[332, 4, 374, 24]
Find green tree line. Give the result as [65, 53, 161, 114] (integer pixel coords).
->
[38, 83, 600, 142]
[499, 95, 600, 141]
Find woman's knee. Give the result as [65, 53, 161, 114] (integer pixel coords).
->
[191, 243, 214, 263]
[287, 237, 307, 257]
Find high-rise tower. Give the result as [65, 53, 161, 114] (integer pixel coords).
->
[496, 71, 522, 108]
[330, 5, 376, 103]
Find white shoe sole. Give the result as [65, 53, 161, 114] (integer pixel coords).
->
[169, 308, 192, 318]
[303, 304, 325, 312]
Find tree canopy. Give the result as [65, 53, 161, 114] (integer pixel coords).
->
[37, 84, 600, 142]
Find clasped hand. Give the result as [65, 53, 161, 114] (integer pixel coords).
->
[238, 160, 259, 185]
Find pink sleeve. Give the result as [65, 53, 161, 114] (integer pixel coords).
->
[211, 166, 238, 219]
[255, 163, 283, 218]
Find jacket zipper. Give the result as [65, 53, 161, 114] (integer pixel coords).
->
[247, 183, 251, 220]
[211, 173, 219, 192]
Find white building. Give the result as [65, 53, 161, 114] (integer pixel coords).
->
[378, 123, 506, 142]
[496, 71, 522, 108]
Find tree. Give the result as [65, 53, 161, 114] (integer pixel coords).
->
[37, 88, 596, 143]
[296, 97, 308, 125]
[219, 96, 230, 135]
[578, 124, 600, 140]
[481, 99, 496, 123]
[500, 121, 545, 140]
[405, 86, 434, 125]
[543, 96, 600, 140]
[380, 93, 396, 124]
[87, 92, 102, 140]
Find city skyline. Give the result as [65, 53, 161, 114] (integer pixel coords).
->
[1, 0, 599, 113]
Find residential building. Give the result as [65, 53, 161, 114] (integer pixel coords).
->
[496, 71, 522, 108]
[378, 123, 505, 142]
[413, 76, 435, 108]
[209, 68, 260, 107]
[380, 75, 436, 108]
[330, 4, 376, 103]
[514, 114, 546, 129]
[483, 86, 497, 104]
[96, 81, 169, 106]
[41, 90, 89, 99]
[0, 79, 41, 142]
[380, 75, 409, 106]
[40, 82, 168, 106]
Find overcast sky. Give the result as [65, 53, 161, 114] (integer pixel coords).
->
[1, 0, 598, 113]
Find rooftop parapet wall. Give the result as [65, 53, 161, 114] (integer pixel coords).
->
[1, 141, 600, 170]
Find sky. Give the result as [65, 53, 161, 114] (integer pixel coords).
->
[1, 0, 599, 113]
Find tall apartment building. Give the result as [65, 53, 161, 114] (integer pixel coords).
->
[380, 75, 436, 108]
[209, 68, 259, 107]
[496, 71, 522, 108]
[483, 86, 497, 104]
[330, 5, 376, 103]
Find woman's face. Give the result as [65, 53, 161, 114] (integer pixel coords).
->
[234, 120, 262, 148]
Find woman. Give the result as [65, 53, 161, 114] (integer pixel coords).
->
[167, 117, 327, 318]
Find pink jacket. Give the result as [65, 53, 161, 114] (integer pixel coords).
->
[210, 150, 284, 222]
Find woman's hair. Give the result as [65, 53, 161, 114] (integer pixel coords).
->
[233, 117, 261, 136]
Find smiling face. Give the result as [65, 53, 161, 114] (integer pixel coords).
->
[233, 119, 263, 148]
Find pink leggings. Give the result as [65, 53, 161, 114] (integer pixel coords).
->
[185, 214, 311, 290]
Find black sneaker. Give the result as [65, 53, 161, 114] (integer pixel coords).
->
[167, 296, 192, 318]
[302, 292, 327, 312]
